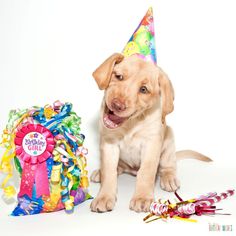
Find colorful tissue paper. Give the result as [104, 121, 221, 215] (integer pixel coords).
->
[122, 7, 157, 64]
[144, 190, 234, 223]
[0, 101, 92, 216]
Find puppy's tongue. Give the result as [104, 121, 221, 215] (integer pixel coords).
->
[107, 113, 126, 124]
[103, 111, 126, 129]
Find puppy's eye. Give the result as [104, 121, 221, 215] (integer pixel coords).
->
[115, 74, 123, 81]
[139, 86, 149, 94]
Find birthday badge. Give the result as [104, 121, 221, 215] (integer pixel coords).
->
[15, 124, 55, 198]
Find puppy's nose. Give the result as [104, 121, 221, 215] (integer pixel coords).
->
[111, 98, 126, 112]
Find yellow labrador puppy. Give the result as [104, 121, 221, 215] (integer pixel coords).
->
[90, 53, 211, 213]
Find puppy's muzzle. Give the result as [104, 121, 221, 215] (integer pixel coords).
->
[111, 98, 126, 112]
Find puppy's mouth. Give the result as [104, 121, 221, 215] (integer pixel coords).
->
[103, 104, 128, 129]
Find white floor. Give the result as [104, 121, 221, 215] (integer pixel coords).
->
[0, 160, 235, 236]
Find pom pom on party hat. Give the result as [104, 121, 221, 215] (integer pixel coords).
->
[122, 7, 157, 64]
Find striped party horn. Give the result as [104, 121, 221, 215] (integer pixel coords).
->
[196, 190, 234, 207]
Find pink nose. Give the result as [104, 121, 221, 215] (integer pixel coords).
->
[111, 98, 126, 112]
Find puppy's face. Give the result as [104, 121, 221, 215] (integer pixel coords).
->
[93, 53, 174, 129]
[103, 56, 160, 129]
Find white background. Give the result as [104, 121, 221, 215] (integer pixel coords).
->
[0, 0, 236, 235]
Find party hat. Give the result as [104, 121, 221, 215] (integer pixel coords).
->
[122, 7, 157, 64]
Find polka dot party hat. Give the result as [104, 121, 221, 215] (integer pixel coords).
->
[122, 7, 157, 64]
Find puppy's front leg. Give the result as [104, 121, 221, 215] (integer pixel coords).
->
[90, 140, 119, 212]
[129, 137, 162, 212]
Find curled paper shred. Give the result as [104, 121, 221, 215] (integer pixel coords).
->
[0, 101, 92, 216]
[144, 190, 234, 223]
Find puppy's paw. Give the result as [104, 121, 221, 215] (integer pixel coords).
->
[129, 196, 153, 212]
[90, 195, 116, 212]
[160, 174, 180, 192]
[90, 169, 101, 183]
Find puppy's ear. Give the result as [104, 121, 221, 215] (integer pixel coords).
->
[158, 69, 174, 123]
[92, 53, 124, 90]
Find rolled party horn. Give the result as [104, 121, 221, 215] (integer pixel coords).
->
[178, 203, 196, 215]
[150, 202, 168, 215]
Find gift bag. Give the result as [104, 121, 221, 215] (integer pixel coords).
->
[0, 101, 92, 216]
